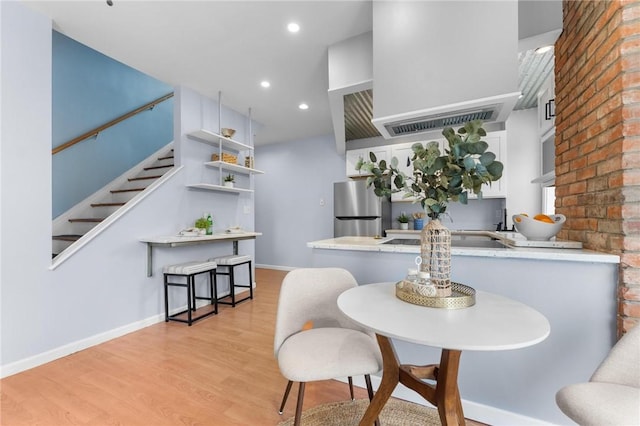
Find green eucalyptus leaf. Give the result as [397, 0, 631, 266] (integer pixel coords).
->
[390, 156, 399, 168]
[479, 152, 496, 166]
[379, 159, 387, 170]
[369, 152, 377, 162]
[486, 161, 504, 179]
[459, 191, 468, 204]
[463, 156, 476, 171]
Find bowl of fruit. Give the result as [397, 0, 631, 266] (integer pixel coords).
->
[512, 213, 566, 241]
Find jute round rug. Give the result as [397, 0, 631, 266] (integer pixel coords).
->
[277, 398, 441, 425]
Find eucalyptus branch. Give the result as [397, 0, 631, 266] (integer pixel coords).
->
[355, 120, 503, 220]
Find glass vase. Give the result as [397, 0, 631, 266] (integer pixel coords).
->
[420, 218, 452, 297]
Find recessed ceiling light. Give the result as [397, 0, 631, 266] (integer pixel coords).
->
[260, 81, 271, 88]
[535, 45, 553, 54]
[287, 22, 300, 33]
[298, 103, 309, 110]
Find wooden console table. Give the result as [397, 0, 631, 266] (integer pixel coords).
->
[139, 231, 261, 276]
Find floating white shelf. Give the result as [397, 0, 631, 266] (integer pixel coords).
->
[187, 129, 253, 152]
[204, 161, 264, 175]
[186, 183, 254, 194]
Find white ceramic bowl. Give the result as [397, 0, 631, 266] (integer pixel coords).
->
[512, 213, 566, 241]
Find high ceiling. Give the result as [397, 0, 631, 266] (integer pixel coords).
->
[25, 0, 373, 145]
[24, 1, 553, 146]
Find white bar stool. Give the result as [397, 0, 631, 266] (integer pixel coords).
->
[163, 260, 218, 325]
[210, 254, 253, 307]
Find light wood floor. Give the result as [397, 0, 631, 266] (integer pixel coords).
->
[0, 269, 373, 426]
[1, 268, 485, 426]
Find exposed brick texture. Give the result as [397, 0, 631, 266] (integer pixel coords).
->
[556, 0, 640, 336]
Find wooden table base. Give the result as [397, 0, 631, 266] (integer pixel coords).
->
[359, 334, 465, 426]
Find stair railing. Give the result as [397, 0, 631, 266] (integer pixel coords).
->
[52, 92, 174, 155]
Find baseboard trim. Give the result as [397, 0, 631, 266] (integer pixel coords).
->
[0, 285, 255, 379]
[0, 313, 164, 379]
[255, 264, 296, 271]
[342, 376, 552, 426]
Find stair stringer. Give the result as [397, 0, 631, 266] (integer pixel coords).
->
[51, 142, 180, 269]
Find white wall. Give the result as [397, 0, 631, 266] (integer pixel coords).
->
[254, 135, 345, 269]
[505, 108, 541, 229]
[0, 3, 255, 376]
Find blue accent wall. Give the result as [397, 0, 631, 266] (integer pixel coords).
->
[52, 31, 173, 218]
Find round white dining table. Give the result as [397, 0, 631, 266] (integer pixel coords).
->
[337, 282, 550, 426]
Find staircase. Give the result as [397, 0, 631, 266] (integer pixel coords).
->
[52, 145, 175, 257]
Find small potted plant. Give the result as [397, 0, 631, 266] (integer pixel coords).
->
[194, 217, 208, 235]
[397, 213, 410, 230]
[223, 174, 235, 188]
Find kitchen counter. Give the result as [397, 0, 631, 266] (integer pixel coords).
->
[307, 233, 619, 264]
[305, 232, 619, 424]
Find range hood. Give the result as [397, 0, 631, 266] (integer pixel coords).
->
[371, 1, 520, 139]
[371, 92, 520, 138]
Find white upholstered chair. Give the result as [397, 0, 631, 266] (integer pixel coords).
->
[556, 325, 640, 425]
[273, 268, 383, 426]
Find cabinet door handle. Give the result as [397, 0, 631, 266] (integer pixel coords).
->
[545, 99, 556, 120]
[545, 102, 550, 120]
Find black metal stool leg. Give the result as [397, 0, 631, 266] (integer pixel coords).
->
[163, 274, 169, 322]
[229, 265, 236, 306]
[187, 275, 193, 326]
[248, 261, 253, 299]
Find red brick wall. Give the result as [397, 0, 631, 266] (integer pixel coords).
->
[555, 0, 640, 336]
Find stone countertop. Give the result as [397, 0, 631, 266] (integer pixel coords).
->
[307, 235, 620, 264]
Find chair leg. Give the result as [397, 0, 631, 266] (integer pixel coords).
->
[278, 380, 293, 414]
[364, 374, 374, 401]
[348, 376, 355, 400]
[294, 382, 305, 426]
[364, 374, 380, 426]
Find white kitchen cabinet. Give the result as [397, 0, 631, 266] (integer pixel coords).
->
[538, 73, 555, 140]
[475, 131, 507, 198]
[345, 146, 390, 177]
[533, 71, 556, 187]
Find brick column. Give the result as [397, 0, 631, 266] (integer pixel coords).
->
[555, 0, 640, 336]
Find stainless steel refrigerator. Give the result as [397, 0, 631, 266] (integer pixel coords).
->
[334, 180, 391, 238]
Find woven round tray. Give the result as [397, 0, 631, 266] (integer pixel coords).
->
[395, 281, 476, 309]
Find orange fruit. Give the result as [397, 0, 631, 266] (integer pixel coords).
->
[534, 214, 555, 224]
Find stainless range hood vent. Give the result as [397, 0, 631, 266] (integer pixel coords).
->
[385, 108, 496, 137]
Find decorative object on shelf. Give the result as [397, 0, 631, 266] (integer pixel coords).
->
[397, 212, 410, 230]
[413, 212, 425, 230]
[206, 213, 213, 235]
[221, 127, 236, 138]
[245, 156, 254, 168]
[513, 213, 566, 241]
[211, 153, 238, 164]
[224, 173, 235, 188]
[194, 217, 208, 235]
[357, 120, 503, 298]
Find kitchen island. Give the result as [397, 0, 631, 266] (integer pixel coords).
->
[307, 234, 619, 425]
